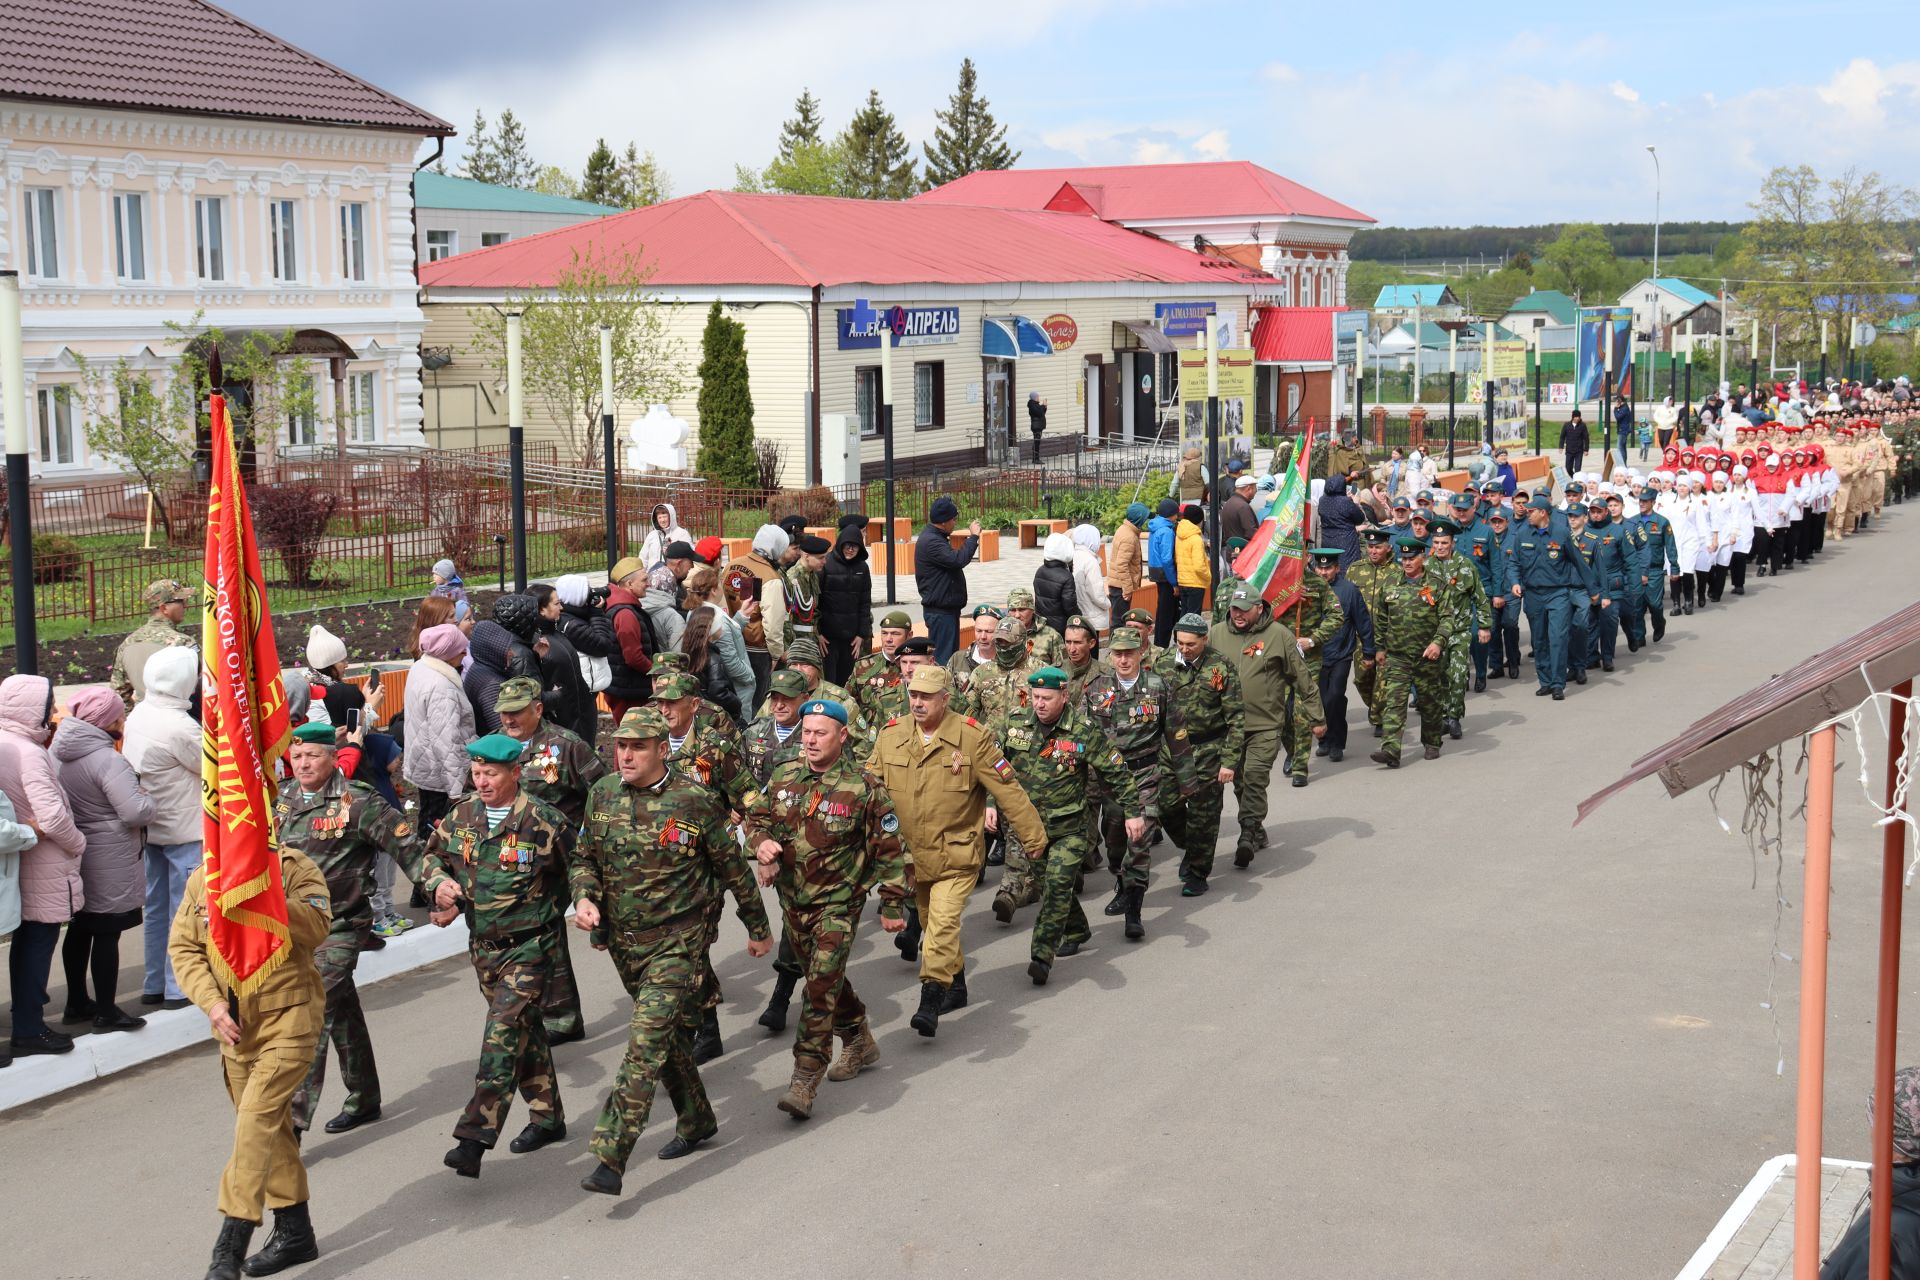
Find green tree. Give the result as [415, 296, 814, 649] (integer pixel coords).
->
[619, 144, 671, 207]
[694, 302, 757, 488]
[468, 246, 685, 466]
[922, 58, 1019, 187]
[459, 109, 500, 184]
[491, 108, 538, 188]
[531, 164, 580, 199]
[777, 90, 824, 163]
[1455, 264, 1535, 317]
[74, 358, 193, 536]
[732, 163, 765, 193]
[580, 138, 621, 206]
[840, 89, 917, 199]
[1536, 222, 1618, 303]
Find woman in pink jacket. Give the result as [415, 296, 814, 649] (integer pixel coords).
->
[0, 674, 84, 1058]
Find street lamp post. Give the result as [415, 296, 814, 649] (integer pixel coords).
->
[1647, 145, 1661, 440]
[505, 310, 527, 591]
[2, 271, 34, 675]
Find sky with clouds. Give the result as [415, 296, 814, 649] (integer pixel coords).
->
[229, 0, 1920, 227]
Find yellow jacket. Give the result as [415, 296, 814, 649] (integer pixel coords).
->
[169, 848, 332, 1056]
[865, 711, 1046, 879]
[1175, 518, 1212, 590]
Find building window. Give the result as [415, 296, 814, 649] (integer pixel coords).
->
[425, 229, 455, 262]
[481, 231, 508, 247]
[24, 187, 61, 280]
[913, 361, 945, 429]
[1158, 351, 1180, 405]
[269, 198, 299, 282]
[35, 385, 79, 467]
[194, 196, 226, 281]
[112, 191, 148, 281]
[855, 366, 880, 437]
[346, 371, 378, 443]
[287, 401, 317, 448]
[339, 202, 367, 282]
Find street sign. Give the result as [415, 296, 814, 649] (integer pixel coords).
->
[1334, 310, 1369, 366]
[1854, 321, 1879, 347]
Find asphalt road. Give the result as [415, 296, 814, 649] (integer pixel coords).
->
[4, 506, 1918, 1279]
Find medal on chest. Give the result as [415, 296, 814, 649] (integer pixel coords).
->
[497, 832, 527, 868]
[458, 830, 477, 864]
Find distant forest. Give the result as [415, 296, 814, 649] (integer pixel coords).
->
[1351, 222, 1745, 262]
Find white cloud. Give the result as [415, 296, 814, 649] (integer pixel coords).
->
[1193, 129, 1232, 160]
[1815, 57, 1920, 127]
[1609, 80, 1640, 103]
[1261, 62, 1299, 84]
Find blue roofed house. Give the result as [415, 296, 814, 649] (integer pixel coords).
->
[412, 171, 620, 265]
[1619, 277, 1716, 346]
[1499, 288, 1578, 340]
[1371, 282, 1464, 329]
[1376, 319, 1519, 377]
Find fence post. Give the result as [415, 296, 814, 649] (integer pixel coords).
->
[384, 537, 394, 588]
[85, 560, 97, 623]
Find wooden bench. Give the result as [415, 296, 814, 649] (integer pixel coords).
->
[952, 529, 1000, 561]
[1018, 518, 1067, 549]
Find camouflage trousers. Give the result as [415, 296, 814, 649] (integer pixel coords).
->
[1031, 830, 1093, 965]
[696, 897, 726, 1012]
[1098, 757, 1158, 891]
[998, 829, 1041, 908]
[1444, 628, 1473, 719]
[455, 940, 562, 1148]
[1377, 653, 1445, 758]
[1355, 655, 1382, 728]
[1233, 727, 1283, 852]
[591, 920, 711, 1173]
[1282, 656, 1322, 778]
[1161, 780, 1225, 884]
[290, 931, 378, 1132]
[782, 902, 867, 1067]
[542, 864, 584, 1037]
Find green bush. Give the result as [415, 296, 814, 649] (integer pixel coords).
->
[31, 534, 82, 584]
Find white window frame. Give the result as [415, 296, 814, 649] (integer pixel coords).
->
[339, 201, 368, 282]
[194, 195, 227, 281]
[112, 190, 149, 281]
[345, 370, 378, 443]
[287, 393, 318, 448]
[855, 366, 880, 438]
[425, 229, 456, 262]
[480, 231, 508, 247]
[269, 198, 299, 283]
[35, 385, 83, 469]
[23, 187, 62, 281]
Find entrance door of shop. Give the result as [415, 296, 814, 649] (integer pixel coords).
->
[984, 360, 1013, 464]
[1100, 362, 1121, 440]
[1130, 353, 1157, 445]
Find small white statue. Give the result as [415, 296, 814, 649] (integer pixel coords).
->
[626, 404, 688, 472]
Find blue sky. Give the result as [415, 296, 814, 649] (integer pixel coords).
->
[229, 0, 1920, 227]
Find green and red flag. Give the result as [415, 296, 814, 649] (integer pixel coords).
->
[199, 379, 296, 995]
[1232, 419, 1316, 614]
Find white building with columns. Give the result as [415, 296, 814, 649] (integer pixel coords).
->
[0, 0, 452, 478]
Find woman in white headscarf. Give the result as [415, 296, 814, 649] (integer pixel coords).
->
[1653, 395, 1680, 450]
[1656, 473, 1707, 615]
[1684, 469, 1717, 607]
[1727, 464, 1757, 596]
[1705, 470, 1736, 603]
[1068, 524, 1110, 631]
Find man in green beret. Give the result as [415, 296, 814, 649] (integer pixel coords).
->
[747, 698, 908, 1119]
[572, 709, 772, 1194]
[277, 719, 420, 1144]
[416, 734, 574, 1180]
[1369, 538, 1454, 767]
[1210, 584, 1322, 865]
[1079, 626, 1176, 936]
[961, 616, 1048, 920]
[1346, 527, 1398, 738]
[993, 668, 1143, 983]
[495, 677, 606, 1046]
[847, 610, 914, 724]
[742, 667, 812, 1033]
[945, 605, 1002, 699]
[1155, 614, 1245, 896]
[1005, 587, 1065, 667]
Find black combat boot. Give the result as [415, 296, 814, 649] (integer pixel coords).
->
[690, 1008, 722, 1064]
[940, 967, 968, 1012]
[581, 1162, 623, 1195]
[205, 1217, 255, 1280]
[1123, 887, 1145, 941]
[443, 1137, 485, 1178]
[757, 972, 797, 1033]
[242, 1201, 318, 1276]
[1103, 878, 1128, 916]
[894, 909, 922, 962]
[908, 980, 944, 1037]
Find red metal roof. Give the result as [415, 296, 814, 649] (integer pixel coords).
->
[419, 190, 1277, 292]
[1252, 306, 1348, 362]
[915, 161, 1374, 226]
[0, 0, 453, 135]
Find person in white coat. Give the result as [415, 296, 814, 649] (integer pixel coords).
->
[1727, 464, 1758, 596]
[1705, 472, 1737, 603]
[1656, 474, 1707, 615]
[122, 646, 204, 1008]
[1685, 469, 1717, 608]
[1068, 524, 1111, 631]
[638, 502, 691, 572]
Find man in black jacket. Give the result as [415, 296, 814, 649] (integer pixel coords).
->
[1307, 548, 1374, 763]
[1220, 473, 1259, 560]
[915, 496, 980, 663]
[820, 515, 873, 685]
[1562, 409, 1590, 477]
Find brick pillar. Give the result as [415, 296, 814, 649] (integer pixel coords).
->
[1370, 405, 1389, 447]
[1409, 405, 1427, 449]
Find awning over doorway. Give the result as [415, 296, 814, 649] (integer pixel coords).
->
[982, 315, 1056, 359]
[1114, 319, 1177, 354]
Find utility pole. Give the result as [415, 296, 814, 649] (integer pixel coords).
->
[599, 325, 617, 573]
[1, 271, 33, 674]
[506, 310, 527, 591]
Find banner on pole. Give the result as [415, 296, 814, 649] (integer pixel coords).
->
[1178, 347, 1255, 465]
[1576, 307, 1634, 401]
[1233, 419, 1315, 614]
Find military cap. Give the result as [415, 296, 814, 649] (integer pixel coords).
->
[1413, 491, 1436, 506]
[795, 534, 832, 554]
[1638, 487, 1658, 502]
[1027, 666, 1069, 689]
[1393, 535, 1428, 555]
[1362, 527, 1396, 544]
[611, 556, 645, 583]
[1005, 587, 1035, 609]
[767, 669, 810, 699]
[1485, 505, 1510, 519]
[612, 707, 669, 741]
[907, 665, 952, 694]
[1526, 493, 1554, 510]
[663, 540, 698, 562]
[494, 676, 543, 712]
[1108, 629, 1145, 651]
[997, 617, 1028, 644]
[1481, 480, 1505, 494]
[144, 578, 197, 607]
[1123, 607, 1154, 627]
[1449, 492, 1476, 511]
[785, 638, 824, 667]
[1390, 495, 1412, 510]
[652, 671, 701, 700]
[897, 636, 933, 657]
[879, 609, 913, 631]
[291, 721, 337, 746]
[969, 603, 1004, 620]
[465, 733, 525, 764]
[1564, 503, 1587, 517]
[800, 698, 848, 724]
[650, 650, 688, 672]
[1307, 547, 1343, 562]
[1425, 516, 1460, 537]
[1173, 613, 1210, 636]
[1225, 536, 1249, 552]
[1565, 480, 1585, 494]
[1064, 614, 1095, 634]
[1587, 496, 1609, 510]
[1227, 585, 1263, 608]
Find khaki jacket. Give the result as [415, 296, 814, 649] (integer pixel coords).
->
[169, 849, 332, 1056]
[1107, 519, 1144, 593]
[865, 712, 1046, 879]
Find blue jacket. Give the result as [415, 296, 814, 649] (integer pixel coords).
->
[1622, 511, 1681, 577]
[1507, 509, 1600, 595]
[1322, 573, 1375, 664]
[1147, 515, 1176, 576]
[1461, 516, 1503, 599]
[1585, 515, 1633, 593]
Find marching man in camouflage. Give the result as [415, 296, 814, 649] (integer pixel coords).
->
[1423, 518, 1490, 741]
[571, 708, 772, 1195]
[494, 676, 605, 1046]
[1079, 627, 1175, 938]
[1155, 614, 1245, 897]
[1271, 566, 1341, 786]
[416, 734, 572, 1180]
[742, 668, 812, 1034]
[1058, 616, 1110, 701]
[110, 578, 197, 703]
[866, 665, 1047, 1038]
[994, 668, 1144, 984]
[1369, 537, 1455, 768]
[277, 721, 419, 1142]
[1210, 585, 1324, 866]
[847, 609, 914, 726]
[1345, 529, 1398, 737]
[945, 605, 1002, 698]
[770, 638, 870, 750]
[960, 616, 1047, 919]
[1004, 587, 1065, 667]
[747, 698, 908, 1119]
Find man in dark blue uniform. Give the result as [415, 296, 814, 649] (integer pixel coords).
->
[1306, 548, 1373, 764]
[1507, 492, 1600, 701]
